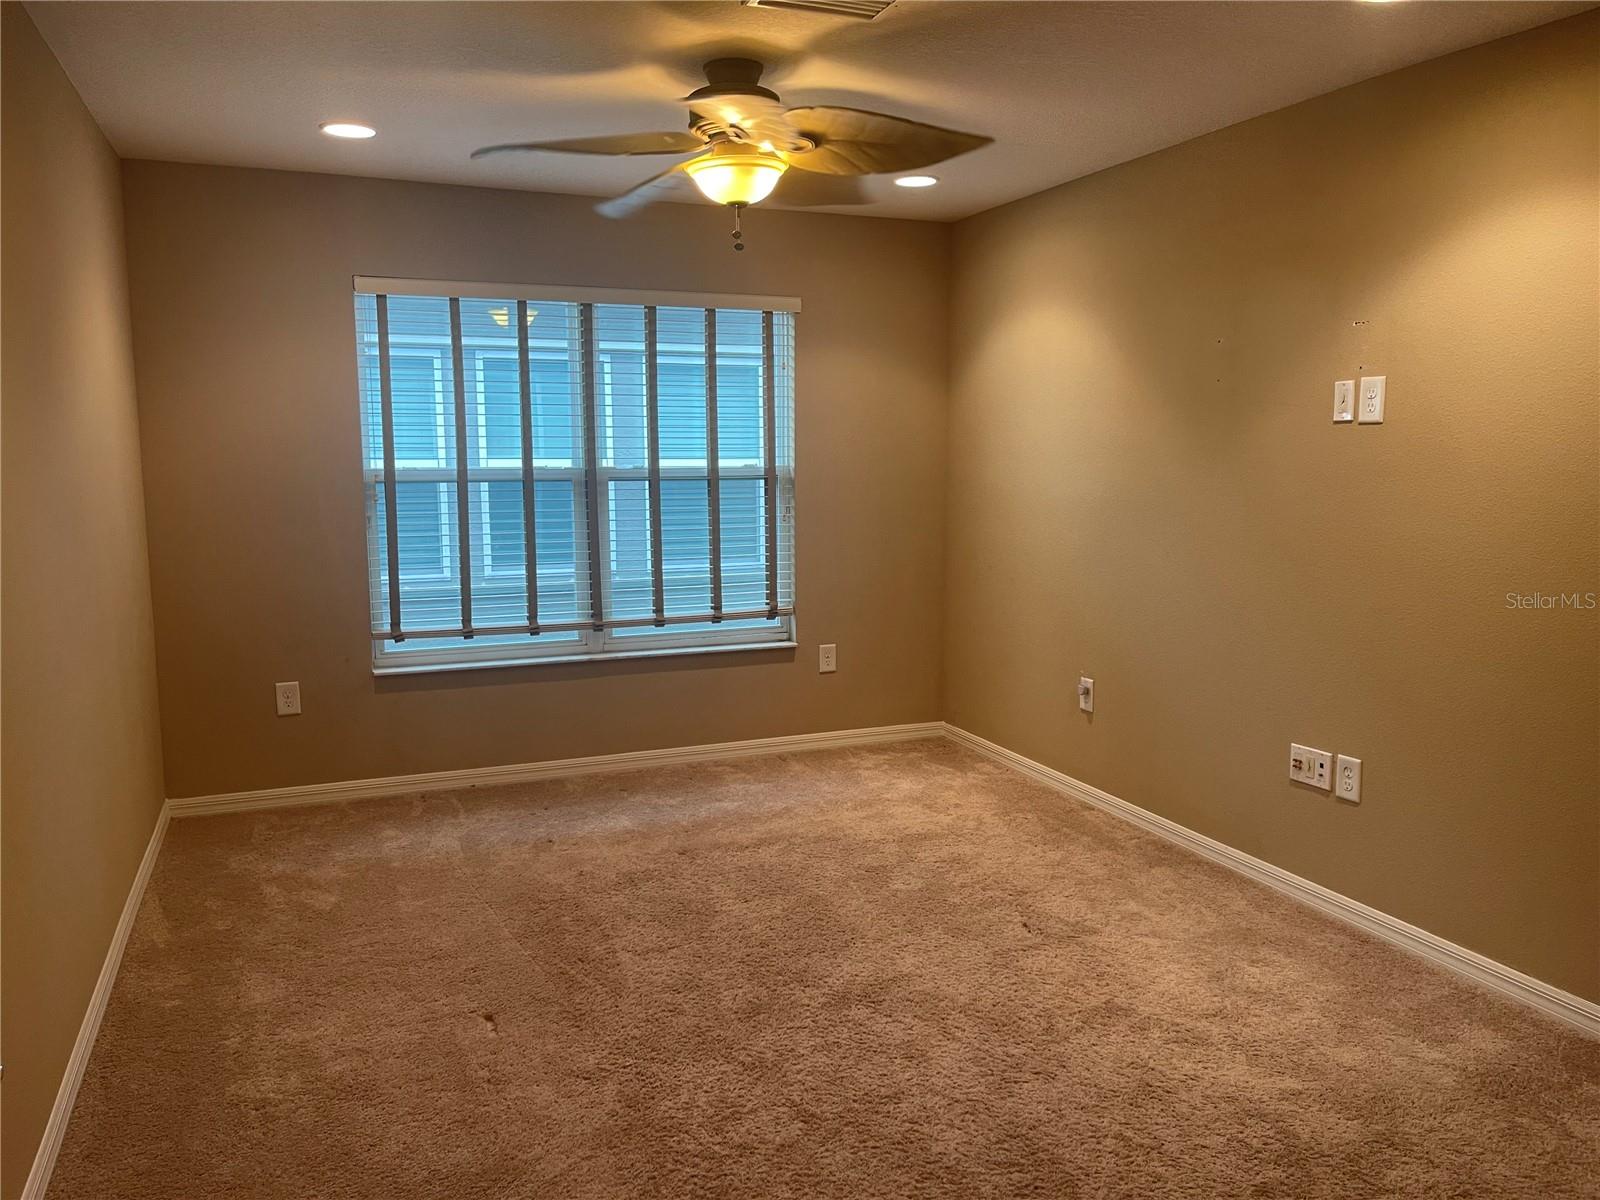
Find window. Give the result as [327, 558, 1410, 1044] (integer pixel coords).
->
[353, 279, 797, 672]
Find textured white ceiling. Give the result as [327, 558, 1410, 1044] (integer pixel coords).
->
[26, 0, 1593, 221]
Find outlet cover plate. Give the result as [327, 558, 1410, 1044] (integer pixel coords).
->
[1336, 754, 1362, 803]
[1357, 375, 1386, 424]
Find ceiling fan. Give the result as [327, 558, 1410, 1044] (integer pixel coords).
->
[471, 57, 990, 244]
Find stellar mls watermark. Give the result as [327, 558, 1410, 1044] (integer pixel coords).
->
[1505, 591, 1596, 610]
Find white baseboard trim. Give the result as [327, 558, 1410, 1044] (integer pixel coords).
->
[942, 723, 1600, 1040]
[21, 803, 171, 1200]
[167, 722, 947, 819]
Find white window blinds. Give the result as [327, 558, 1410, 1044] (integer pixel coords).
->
[352, 279, 797, 668]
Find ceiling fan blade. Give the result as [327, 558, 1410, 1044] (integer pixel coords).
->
[472, 132, 703, 159]
[782, 107, 991, 176]
[772, 172, 870, 207]
[595, 164, 693, 219]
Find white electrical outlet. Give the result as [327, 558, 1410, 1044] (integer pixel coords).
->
[1336, 755, 1362, 803]
[1333, 379, 1354, 423]
[1289, 743, 1331, 790]
[275, 681, 302, 716]
[1077, 676, 1094, 713]
[1358, 375, 1386, 424]
[818, 644, 837, 674]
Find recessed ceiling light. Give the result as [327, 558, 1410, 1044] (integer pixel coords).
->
[894, 175, 939, 188]
[320, 122, 376, 140]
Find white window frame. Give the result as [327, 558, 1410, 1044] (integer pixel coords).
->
[357, 280, 798, 675]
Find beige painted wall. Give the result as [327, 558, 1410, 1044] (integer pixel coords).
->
[945, 13, 1599, 1001]
[120, 162, 949, 800]
[1, 4, 168, 1194]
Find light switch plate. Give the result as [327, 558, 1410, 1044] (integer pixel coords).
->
[1289, 743, 1332, 790]
[1333, 380, 1354, 423]
[1336, 755, 1362, 803]
[275, 681, 302, 716]
[1078, 676, 1094, 713]
[818, 644, 837, 674]
[1358, 375, 1386, 424]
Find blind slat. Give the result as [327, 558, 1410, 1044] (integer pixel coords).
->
[356, 275, 801, 312]
[369, 606, 796, 643]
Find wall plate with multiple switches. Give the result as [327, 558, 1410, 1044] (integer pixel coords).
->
[1357, 375, 1386, 424]
[1333, 380, 1354, 423]
[275, 681, 302, 716]
[818, 644, 837, 674]
[1289, 743, 1331, 790]
[1077, 676, 1094, 713]
[1336, 755, 1362, 803]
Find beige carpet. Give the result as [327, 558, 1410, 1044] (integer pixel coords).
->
[49, 739, 1600, 1198]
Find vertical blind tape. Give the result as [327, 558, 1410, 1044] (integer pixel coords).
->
[579, 303, 606, 630]
[762, 310, 779, 619]
[645, 305, 666, 626]
[517, 299, 540, 633]
[705, 309, 723, 622]
[376, 295, 404, 641]
[448, 297, 474, 636]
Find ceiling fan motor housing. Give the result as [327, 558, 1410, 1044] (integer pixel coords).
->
[699, 57, 773, 92]
[685, 57, 799, 144]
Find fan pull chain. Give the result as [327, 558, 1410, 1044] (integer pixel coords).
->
[731, 202, 745, 252]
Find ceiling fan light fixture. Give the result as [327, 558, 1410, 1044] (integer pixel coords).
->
[684, 144, 788, 207]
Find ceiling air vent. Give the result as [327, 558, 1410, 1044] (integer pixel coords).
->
[742, 0, 897, 19]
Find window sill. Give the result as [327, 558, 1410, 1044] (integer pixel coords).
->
[371, 640, 798, 677]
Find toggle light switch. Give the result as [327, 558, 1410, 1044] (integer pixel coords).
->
[1334, 380, 1354, 423]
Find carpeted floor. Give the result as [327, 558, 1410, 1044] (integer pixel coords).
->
[49, 739, 1600, 1198]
